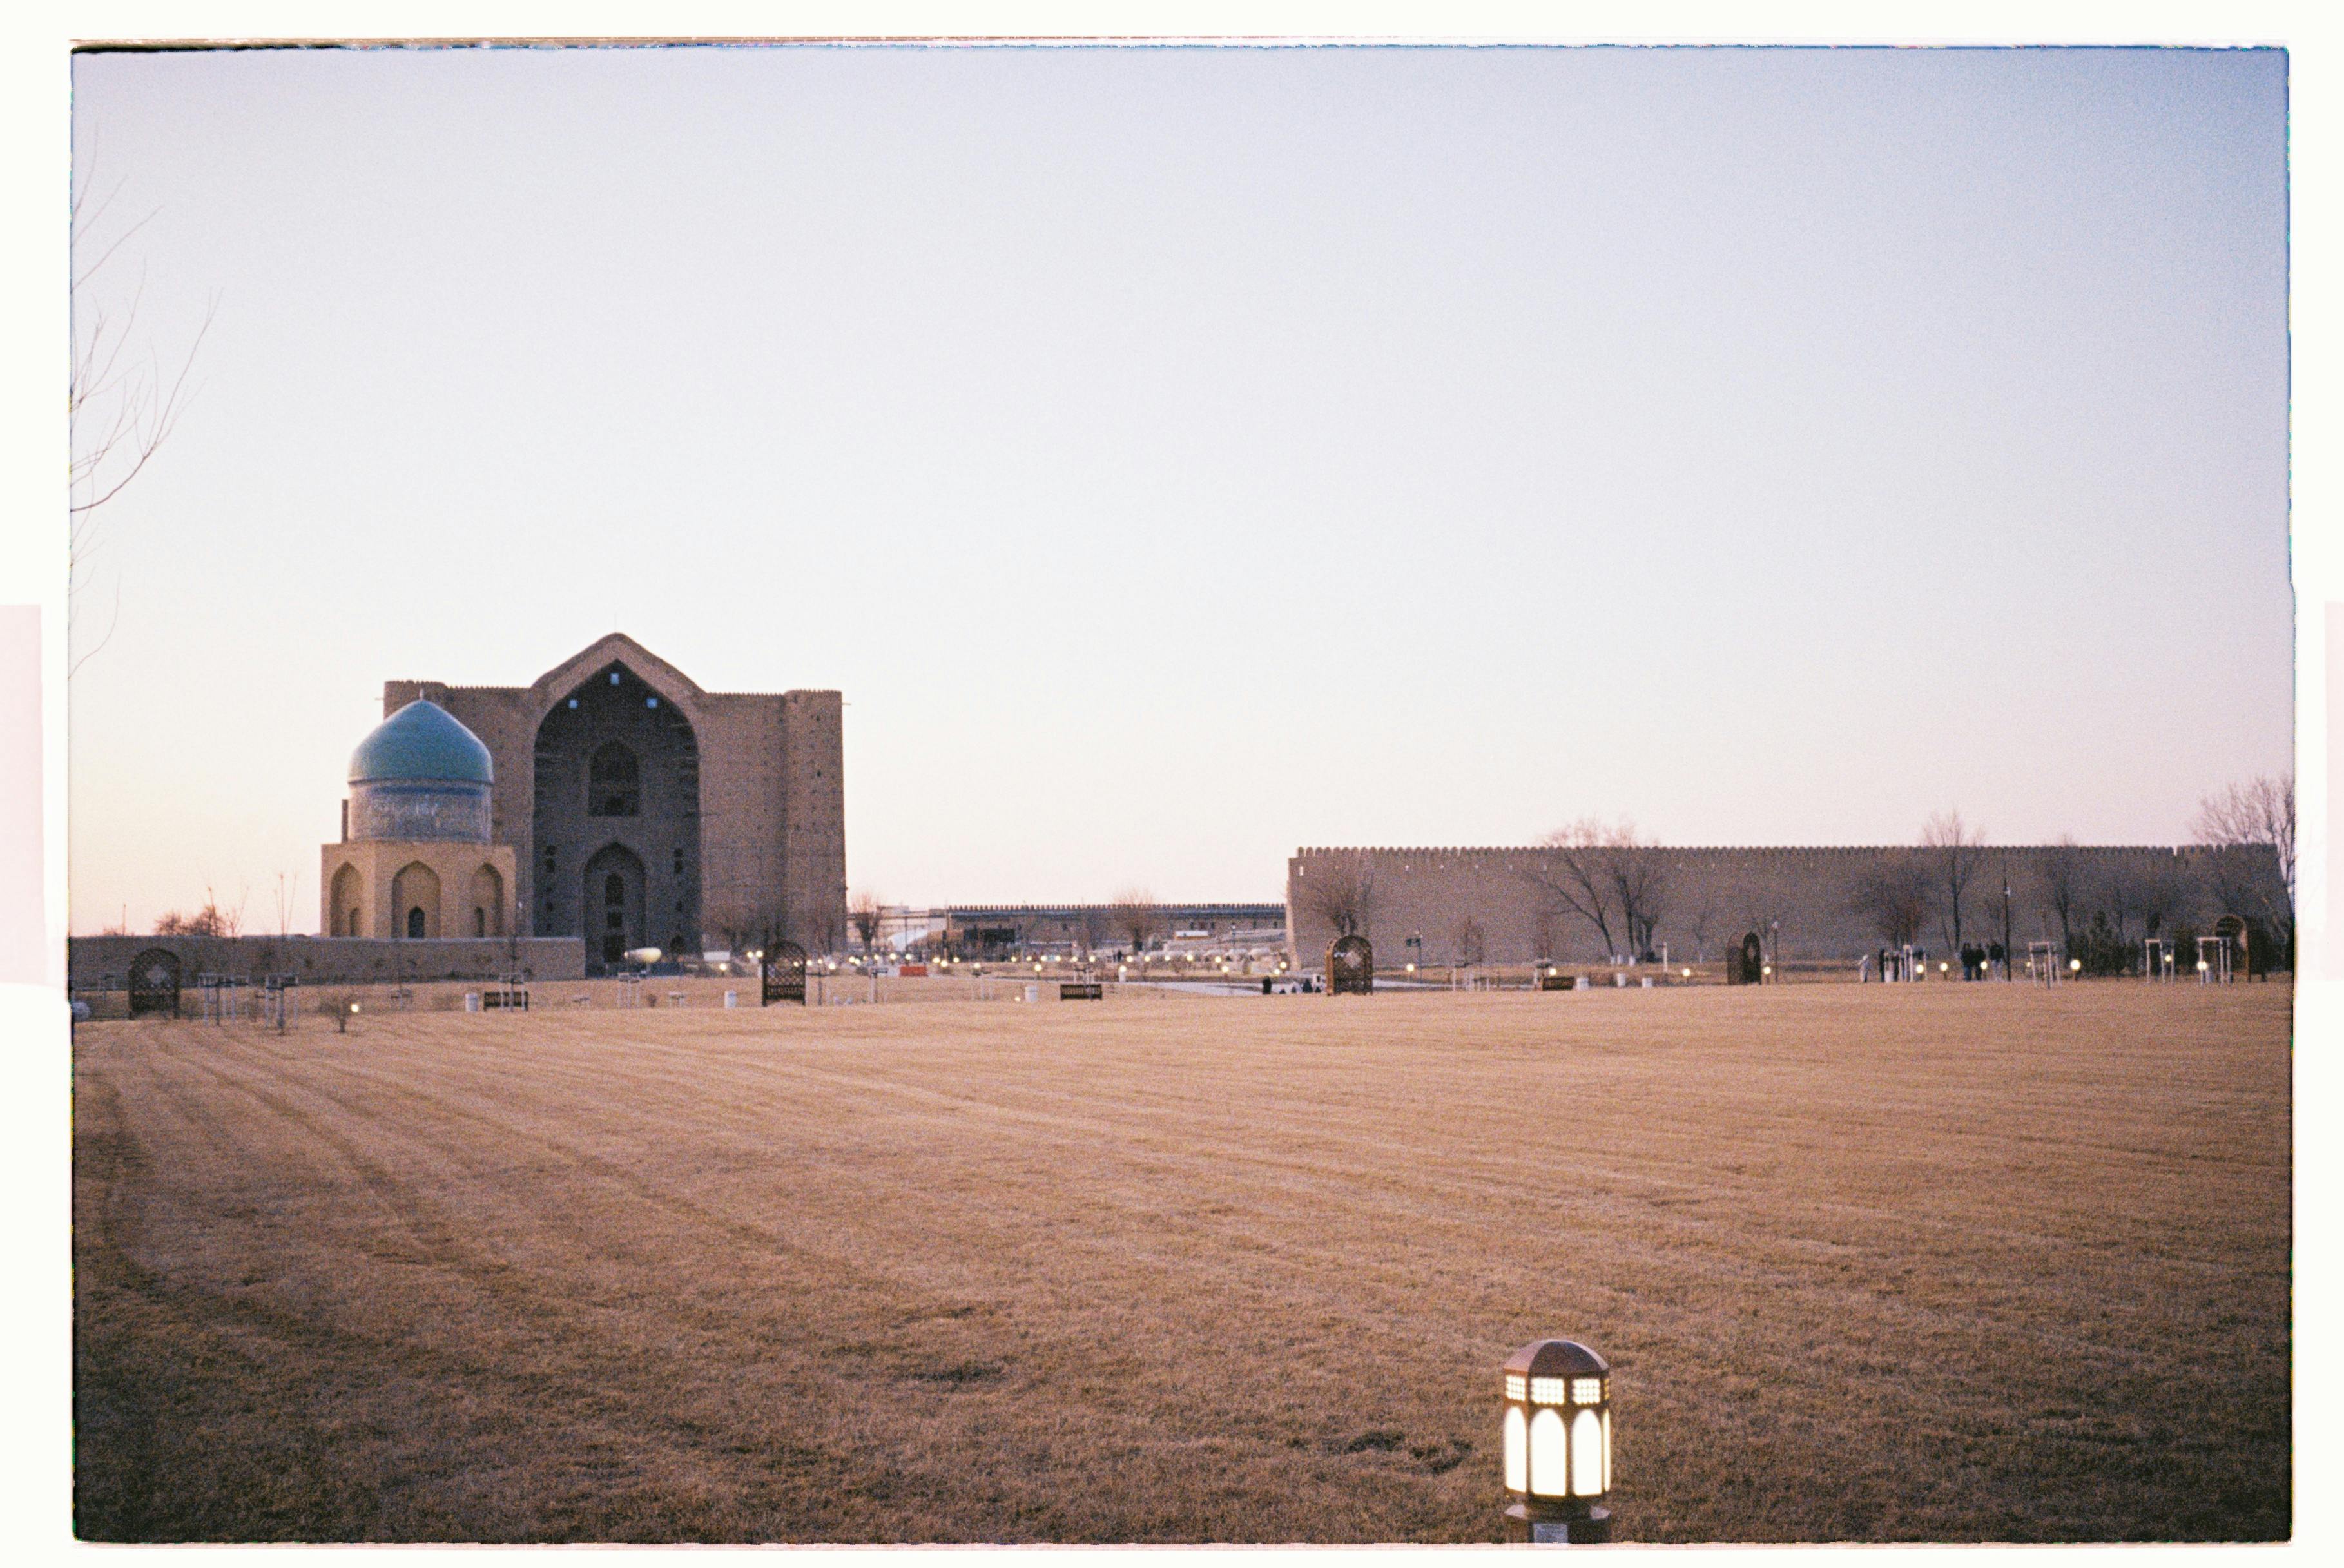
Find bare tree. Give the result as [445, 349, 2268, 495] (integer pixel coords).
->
[1522, 819, 1622, 960]
[271, 870, 300, 940]
[1849, 852, 1934, 947]
[1686, 890, 1721, 965]
[1451, 916, 1487, 967]
[1108, 887, 1158, 956]
[1612, 835, 1670, 960]
[2040, 837, 2085, 951]
[848, 890, 886, 954]
[2130, 854, 2184, 940]
[2191, 773, 2296, 937]
[70, 154, 215, 677]
[155, 882, 246, 938]
[1523, 818, 1665, 960]
[1920, 809, 1988, 953]
[1295, 853, 1381, 941]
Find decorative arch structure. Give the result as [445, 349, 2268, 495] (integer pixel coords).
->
[392, 862, 443, 939]
[532, 652, 701, 971]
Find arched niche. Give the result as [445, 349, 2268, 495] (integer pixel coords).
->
[392, 861, 441, 940]
[531, 662, 701, 954]
[331, 863, 365, 938]
[470, 863, 505, 938]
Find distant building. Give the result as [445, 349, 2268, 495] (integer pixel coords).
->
[376, 634, 846, 970]
[936, 903, 1286, 958]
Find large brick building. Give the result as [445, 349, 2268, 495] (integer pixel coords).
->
[1286, 842, 2291, 972]
[380, 634, 846, 967]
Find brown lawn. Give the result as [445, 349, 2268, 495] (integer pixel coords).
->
[72, 981, 2292, 1542]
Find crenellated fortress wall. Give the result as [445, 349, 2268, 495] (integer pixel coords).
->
[1284, 842, 2288, 969]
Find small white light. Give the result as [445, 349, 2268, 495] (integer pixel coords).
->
[2070, 958, 2082, 972]
[1530, 1377, 1569, 1405]
[1529, 1409, 1568, 1495]
[1571, 1377, 1602, 1404]
[1571, 1409, 1603, 1496]
[1681, 968, 1690, 978]
[349, 1002, 360, 1013]
[1505, 1373, 1527, 1402]
[1762, 964, 1772, 976]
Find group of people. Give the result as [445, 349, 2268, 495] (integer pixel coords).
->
[1865, 941, 2009, 981]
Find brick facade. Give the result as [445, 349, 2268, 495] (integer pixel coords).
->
[386, 635, 846, 967]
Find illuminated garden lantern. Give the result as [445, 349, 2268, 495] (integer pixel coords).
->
[1501, 1339, 1613, 1543]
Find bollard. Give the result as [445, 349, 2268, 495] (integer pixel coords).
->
[724, 989, 737, 1009]
[1502, 1340, 1614, 1544]
[464, 992, 481, 1012]
[1023, 982, 1040, 1003]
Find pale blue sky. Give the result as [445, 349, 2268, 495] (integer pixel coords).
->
[66, 44, 2291, 930]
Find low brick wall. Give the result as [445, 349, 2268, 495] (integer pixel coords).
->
[69, 934, 586, 992]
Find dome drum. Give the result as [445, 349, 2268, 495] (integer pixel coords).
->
[348, 778, 491, 844]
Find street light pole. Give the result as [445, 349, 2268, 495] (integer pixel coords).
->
[2001, 878, 2012, 983]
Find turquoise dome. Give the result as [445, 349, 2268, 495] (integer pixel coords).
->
[349, 699, 494, 786]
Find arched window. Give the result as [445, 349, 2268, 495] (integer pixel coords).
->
[407, 907, 427, 938]
[588, 742, 640, 817]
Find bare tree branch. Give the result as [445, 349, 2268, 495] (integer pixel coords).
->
[1295, 853, 1380, 942]
[1920, 809, 1988, 952]
[68, 160, 215, 679]
[2191, 773, 2295, 920]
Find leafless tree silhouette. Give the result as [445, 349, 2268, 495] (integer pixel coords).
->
[1921, 810, 1989, 952]
[70, 152, 216, 677]
[1524, 818, 1667, 960]
[1849, 852, 1934, 948]
[1108, 888, 1158, 956]
[1295, 853, 1380, 940]
[2191, 773, 2295, 940]
[848, 891, 886, 954]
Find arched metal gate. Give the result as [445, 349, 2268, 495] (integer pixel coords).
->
[762, 940, 809, 1005]
[128, 947, 182, 1018]
[1328, 933, 1374, 995]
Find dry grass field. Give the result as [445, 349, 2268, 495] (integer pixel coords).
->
[72, 982, 2291, 1543]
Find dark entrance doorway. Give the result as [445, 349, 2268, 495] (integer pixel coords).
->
[584, 845, 646, 969]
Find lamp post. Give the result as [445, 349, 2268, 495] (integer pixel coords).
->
[2000, 878, 2012, 983]
[1502, 1339, 1613, 1544]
